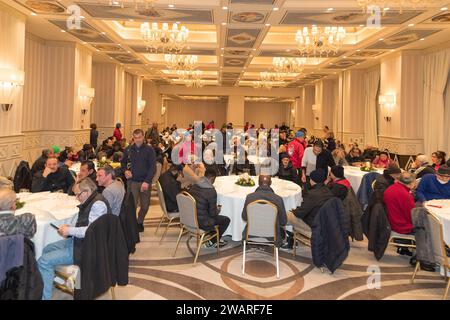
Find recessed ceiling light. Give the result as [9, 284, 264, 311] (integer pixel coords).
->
[327, 8, 334, 11]
[222, 6, 228, 10]
[420, 38, 425, 41]
[60, 30, 66, 33]
[118, 44, 122, 46]
[273, 7, 279, 11]
[127, 51, 131, 53]
[101, 32, 106, 35]
[222, 22, 227, 25]
[82, 41, 87, 44]
[379, 38, 384, 41]
[357, 49, 361, 52]
[80, 15, 85, 19]
[343, 56, 347, 58]
[168, 4, 174, 8]
[110, 57, 113, 59]
[359, 24, 364, 27]
[383, 7, 390, 11]
[129, 19, 134, 22]
[96, 49, 100, 52]
[440, 7, 448, 11]
[252, 48, 256, 51]
[286, 49, 291, 52]
[265, 23, 271, 26]
[30, 12, 37, 16]
[408, 23, 415, 27]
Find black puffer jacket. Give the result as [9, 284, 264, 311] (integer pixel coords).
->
[13, 161, 32, 193]
[361, 201, 391, 260]
[277, 162, 299, 184]
[311, 198, 350, 273]
[187, 177, 218, 231]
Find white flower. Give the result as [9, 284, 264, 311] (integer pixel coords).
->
[101, 156, 106, 162]
[243, 173, 249, 181]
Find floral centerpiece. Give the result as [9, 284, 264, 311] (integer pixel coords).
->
[360, 161, 377, 172]
[16, 199, 25, 209]
[98, 156, 111, 168]
[235, 173, 255, 187]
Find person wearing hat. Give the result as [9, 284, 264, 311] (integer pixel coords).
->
[283, 169, 338, 250]
[51, 145, 61, 157]
[113, 122, 123, 142]
[327, 165, 351, 201]
[372, 164, 402, 203]
[416, 165, 450, 203]
[158, 164, 184, 213]
[276, 153, 299, 184]
[286, 130, 306, 181]
[301, 140, 335, 188]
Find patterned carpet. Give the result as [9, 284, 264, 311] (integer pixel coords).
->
[55, 194, 448, 300]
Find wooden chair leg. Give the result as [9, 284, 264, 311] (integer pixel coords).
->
[155, 215, 166, 235]
[194, 233, 206, 264]
[173, 226, 185, 257]
[411, 261, 420, 284]
[444, 278, 450, 300]
[242, 240, 246, 275]
[110, 287, 116, 300]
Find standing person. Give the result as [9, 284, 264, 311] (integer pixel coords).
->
[287, 131, 306, 182]
[121, 129, 156, 232]
[90, 123, 98, 150]
[113, 123, 123, 142]
[301, 140, 335, 187]
[145, 122, 160, 145]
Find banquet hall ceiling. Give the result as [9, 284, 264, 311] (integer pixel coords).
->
[4, 0, 450, 88]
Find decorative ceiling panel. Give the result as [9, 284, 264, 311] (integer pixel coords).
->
[107, 53, 142, 64]
[229, 11, 269, 24]
[226, 28, 261, 48]
[49, 20, 113, 43]
[366, 29, 442, 50]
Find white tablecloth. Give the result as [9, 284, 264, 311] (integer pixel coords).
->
[343, 166, 383, 193]
[424, 200, 450, 245]
[214, 176, 302, 241]
[15, 192, 79, 259]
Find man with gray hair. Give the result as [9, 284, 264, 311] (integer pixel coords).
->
[409, 154, 435, 179]
[37, 177, 111, 300]
[0, 188, 36, 239]
[96, 165, 125, 216]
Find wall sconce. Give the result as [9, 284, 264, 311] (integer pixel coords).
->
[0, 68, 25, 112]
[379, 93, 396, 122]
[137, 99, 146, 116]
[78, 86, 95, 115]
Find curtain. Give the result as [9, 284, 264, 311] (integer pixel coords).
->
[363, 68, 380, 147]
[423, 49, 450, 156]
[444, 71, 450, 154]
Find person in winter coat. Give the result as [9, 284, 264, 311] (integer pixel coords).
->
[31, 149, 54, 177]
[327, 165, 351, 201]
[158, 165, 183, 213]
[287, 131, 306, 175]
[31, 157, 75, 194]
[0, 188, 36, 239]
[372, 164, 402, 203]
[276, 153, 299, 184]
[188, 168, 230, 248]
[90, 123, 99, 150]
[113, 123, 123, 142]
[416, 165, 450, 203]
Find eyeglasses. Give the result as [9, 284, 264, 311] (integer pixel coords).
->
[74, 190, 86, 198]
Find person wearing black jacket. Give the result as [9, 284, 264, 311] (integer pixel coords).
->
[372, 164, 401, 203]
[158, 165, 183, 213]
[30, 149, 54, 177]
[31, 157, 74, 193]
[276, 153, 299, 184]
[90, 123, 99, 150]
[285, 169, 337, 248]
[77, 144, 96, 162]
[188, 169, 230, 247]
[203, 149, 227, 177]
[327, 166, 351, 201]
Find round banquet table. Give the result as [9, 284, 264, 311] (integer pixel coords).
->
[15, 192, 79, 259]
[424, 200, 450, 245]
[213, 176, 302, 241]
[343, 165, 383, 193]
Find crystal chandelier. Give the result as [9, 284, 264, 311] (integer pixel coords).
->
[356, 0, 436, 14]
[252, 72, 285, 89]
[176, 70, 205, 88]
[272, 57, 306, 74]
[165, 54, 198, 71]
[295, 25, 346, 57]
[140, 22, 189, 53]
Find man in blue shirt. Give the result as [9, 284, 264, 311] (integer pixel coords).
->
[416, 165, 450, 203]
[121, 129, 156, 232]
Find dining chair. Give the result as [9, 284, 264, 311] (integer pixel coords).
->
[242, 200, 280, 278]
[173, 191, 220, 263]
[155, 181, 180, 244]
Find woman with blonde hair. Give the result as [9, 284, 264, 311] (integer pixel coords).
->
[332, 148, 349, 166]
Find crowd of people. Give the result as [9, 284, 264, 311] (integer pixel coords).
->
[1, 119, 450, 299]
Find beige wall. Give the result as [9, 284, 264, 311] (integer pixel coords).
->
[166, 99, 227, 129]
[244, 102, 290, 128]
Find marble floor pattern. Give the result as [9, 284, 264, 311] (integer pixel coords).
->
[54, 194, 448, 300]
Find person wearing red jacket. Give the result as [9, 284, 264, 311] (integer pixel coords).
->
[384, 171, 416, 235]
[113, 122, 123, 141]
[286, 131, 306, 178]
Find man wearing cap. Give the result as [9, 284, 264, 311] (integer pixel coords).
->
[286, 131, 306, 182]
[416, 165, 450, 203]
[327, 165, 351, 201]
[372, 164, 402, 203]
[276, 153, 299, 184]
[283, 169, 337, 249]
[301, 140, 335, 188]
[158, 165, 183, 213]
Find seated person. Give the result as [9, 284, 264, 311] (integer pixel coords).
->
[409, 154, 435, 179]
[241, 175, 287, 247]
[327, 165, 351, 201]
[361, 144, 378, 161]
[416, 165, 450, 203]
[384, 172, 416, 235]
[96, 165, 125, 216]
[181, 161, 206, 189]
[37, 178, 110, 300]
[203, 149, 227, 177]
[372, 164, 401, 202]
[372, 151, 392, 169]
[276, 153, 299, 184]
[112, 141, 123, 154]
[188, 169, 230, 248]
[31, 149, 54, 176]
[346, 147, 364, 166]
[77, 144, 96, 162]
[99, 138, 114, 159]
[430, 151, 446, 172]
[158, 165, 183, 213]
[0, 188, 36, 239]
[284, 169, 337, 249]
[31, 157, 75, 193]
[332, 148, 349, 167]
[112, 151, 123, 163]
[68, 160, 99, 195]
[0, 176, 13, 190]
